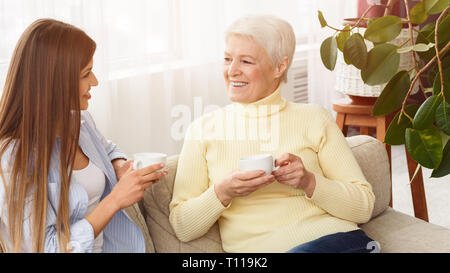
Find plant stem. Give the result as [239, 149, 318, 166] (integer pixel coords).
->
[401, 41, 450, 115]
[327, 5, 380, 32]
[397, 110, 414, 125]
[350, 5, 378, 30]
[435, 6, 450, 99]
[399, 37, 412, 48]
[385, 0, 402, 16]
[404, 112, 414, 122]
[326, 25, 345, 32]
[404, 0, 427, 97]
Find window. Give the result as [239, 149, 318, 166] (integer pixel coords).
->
[0, 0, 315, 86]
[102, 0, 174, 72]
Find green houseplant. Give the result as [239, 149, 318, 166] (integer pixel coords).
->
[318, 0, 450, 178]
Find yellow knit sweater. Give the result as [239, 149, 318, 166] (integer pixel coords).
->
[169, 85, 375, 253]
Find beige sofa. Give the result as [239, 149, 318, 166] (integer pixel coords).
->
[130, 135, 450, 253]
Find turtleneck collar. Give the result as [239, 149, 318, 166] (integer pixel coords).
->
[233, 83, 287, 118]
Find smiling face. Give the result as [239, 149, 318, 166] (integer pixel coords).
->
[223, 34, 283, 103]
[79, 58, 98, 110]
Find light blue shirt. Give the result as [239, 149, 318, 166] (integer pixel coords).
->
[0, 111, 145, 253]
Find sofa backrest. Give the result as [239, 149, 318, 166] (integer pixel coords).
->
[346, 135, 391, 218]
[142, 154, 225, 252]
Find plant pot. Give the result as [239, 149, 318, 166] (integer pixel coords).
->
[358, 0, 405, 18]
[335, 18, 419, 100]
[348, 95, 378, 105]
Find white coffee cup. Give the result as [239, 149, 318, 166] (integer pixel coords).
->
[133, 153, 167, 171]
[239, 154, 278, 175]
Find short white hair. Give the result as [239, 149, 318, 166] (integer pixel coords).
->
[225, 15, 296, 83]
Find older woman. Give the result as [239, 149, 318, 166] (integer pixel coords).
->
[169, 15, 376, 253]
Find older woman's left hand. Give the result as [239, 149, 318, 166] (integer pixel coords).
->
[112, 159, 133, 181]
[273, 153, 316, 198]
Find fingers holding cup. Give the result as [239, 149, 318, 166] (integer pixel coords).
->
[142, 166, 168, 182]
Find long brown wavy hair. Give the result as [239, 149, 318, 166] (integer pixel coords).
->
[0, 19, 96, 252]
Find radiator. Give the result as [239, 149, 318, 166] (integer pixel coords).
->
[284, 51, 309, 104]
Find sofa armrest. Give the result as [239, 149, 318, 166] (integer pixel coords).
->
[361, 207, 450, 252]
[346, 135, 391, 219]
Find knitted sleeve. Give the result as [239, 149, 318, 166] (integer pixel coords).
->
[169, 120, 228, 242]
[306, 107, 375, 224]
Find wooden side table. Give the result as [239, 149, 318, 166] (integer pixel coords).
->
[333, 98, 429, 222]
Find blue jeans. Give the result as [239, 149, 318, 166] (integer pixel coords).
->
[286, 229, 380, 253]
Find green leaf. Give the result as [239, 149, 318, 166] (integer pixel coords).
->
[320, 36, 337, 71]
[336, 25, 351, 52]
[416, 14, 450, 61]
[431, 138, 450, 177]
[343, 33, 368, 70]
[406, 126, 443, 169]
[318, 11, 327, 28]
[364, 16, 402, 43]
[416, 25, 435, 62]
[432, 67, 450, 100]
[343, 55, 352, 65]
[385, 104, 420, 145]
[442, 132, 450, 149]
[413, 95, 443, 130]
[417, 22, 435, 44]
[361, 44, 400, 86]
[410, 2, 429, 24]
[424, 0, 450, 14]
[372, 70, 411, 116]
[438, 14, 450, 45]
[436, 101, 450, 135]
[397, 43, 435, 53]
[397, 46, 414, 54]
[442, 54, 450, 70]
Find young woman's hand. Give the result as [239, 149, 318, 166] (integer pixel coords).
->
[87, 163, 168, 238]
[110, 163, 168, 210]
[214, 170, 275, 207]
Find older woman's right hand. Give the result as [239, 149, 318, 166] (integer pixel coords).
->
[214, 170, 275, 207]
[111, 163, 168, 210]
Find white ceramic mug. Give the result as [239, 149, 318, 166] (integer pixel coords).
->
[239, 154, 278, 175]
[133, 153, 167, 171]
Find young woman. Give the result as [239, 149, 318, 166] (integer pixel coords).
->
[0, 19, 167, 253]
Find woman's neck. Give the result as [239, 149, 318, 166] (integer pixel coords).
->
[235, 83, 287, 118]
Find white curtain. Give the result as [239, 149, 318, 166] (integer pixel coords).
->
[0, 0, 357, 156]
[308, 0, 358, 115]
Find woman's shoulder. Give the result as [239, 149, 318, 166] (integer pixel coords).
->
[80, 110, 95, 126]
[182, 105, 229, 141]
[0, 140, 17, 196]
[188, 105, 227, 127]
[0, 140, 17, 173]
[287, 102, 333, 119]
[80, 110, 102, 135]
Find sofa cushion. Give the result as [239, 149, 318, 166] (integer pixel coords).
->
[124, 203, 155, 253]
[346, 135, 391, 218]
[361, 207, 450, 252]
[142, 154, 224, 252]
